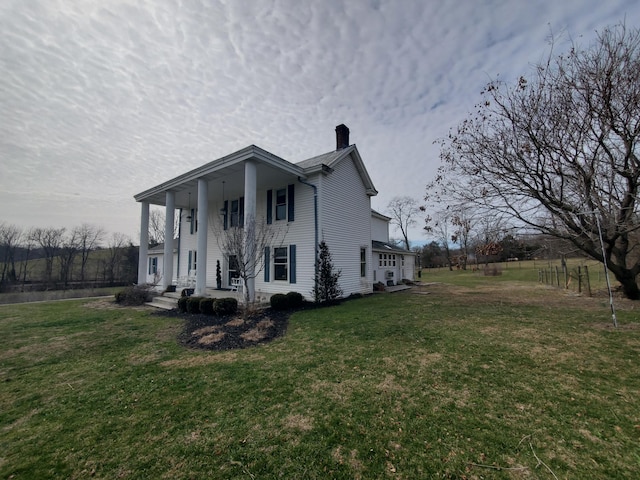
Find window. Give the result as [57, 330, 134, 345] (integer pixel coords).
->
[230, 197, 244, 227]
[188, 250, 197, 273]
[274, 247, 288, 281]
[148, 257, 158, 275]
[360, 248, 366, 277]
[267, 184, 295, 224]
[379, 254, 383, 267]
[275, 188, 287, 221]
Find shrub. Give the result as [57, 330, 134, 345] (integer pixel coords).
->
[213, 297, 238, 316]
[187, 296, 204, 314]
[270, 293, 289, 311]
[114, 285, 153, 306]
[177, 296, 188, 313]
[200, 298, 215, 315]
[286, 291, 304, 308]
[312, 241, 343, 303]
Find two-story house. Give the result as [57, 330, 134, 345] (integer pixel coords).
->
[135, 125, 414, 302]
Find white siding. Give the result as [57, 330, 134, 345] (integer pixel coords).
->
[371, 215, 390, 242]
[254, 180, 317, 300]
[318, 153, 373, 296]
[169, 154, 377, 300]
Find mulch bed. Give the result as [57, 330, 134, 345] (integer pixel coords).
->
[154, 308, 291, 351]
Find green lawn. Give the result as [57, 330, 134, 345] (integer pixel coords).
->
[1, 276, 639, 479]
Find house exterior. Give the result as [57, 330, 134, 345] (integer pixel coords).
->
[144, 242, 178, 285]
[371, 210, 416, 285]
[134, 124, 414, 301]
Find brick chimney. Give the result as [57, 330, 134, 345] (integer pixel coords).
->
[335, 124, 350, 150]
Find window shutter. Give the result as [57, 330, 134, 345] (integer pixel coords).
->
[148, 258, 152, 275]
[223, 200, 228, 230]
[188, 251, 192, 271]
[190, 209, 195, 234]
[289, 244, 296, 284]
[266, 190, 273, 224]
[240, 196, 245, 226]
[287, 184, 295, 222]
[264, 247, 270, 282]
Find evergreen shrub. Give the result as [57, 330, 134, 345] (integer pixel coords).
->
[213, 297, 238, 316]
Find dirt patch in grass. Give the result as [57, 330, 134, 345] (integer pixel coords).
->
[157, 308, 289, 351]
[283, 414, 314, 432]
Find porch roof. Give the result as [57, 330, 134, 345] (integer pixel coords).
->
[134, 145, 305, 206]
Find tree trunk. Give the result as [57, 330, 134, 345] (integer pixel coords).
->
[614, 269, 640, 300]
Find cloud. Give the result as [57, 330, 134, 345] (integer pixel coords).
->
[1, 0, 639, 242]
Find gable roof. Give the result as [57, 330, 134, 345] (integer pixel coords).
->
[296, 145, 378, 196]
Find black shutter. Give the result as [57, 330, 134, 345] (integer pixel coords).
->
[289, 244, 296, 283]
[287, 184, 295, 222]
[266, 190, 273, 224]
[264, 247, 270, 282]
[223, 200, 228, 230]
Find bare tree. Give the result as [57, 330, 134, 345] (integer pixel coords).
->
[18, 229, 35, 290]
[76, 224, 104, 283]
[211, 214, 287, 307]
[450, 208, 474, 270]
[59, 228, 80, 287]
[148, 208, 179, 247]
[29, 227, 66, 285]
[0, 222, 22, 288]
[424, 211, 454, 271]
[434, 24, 640, 299]
[103, 233, 129, 284]
[387, 196, 423, 251]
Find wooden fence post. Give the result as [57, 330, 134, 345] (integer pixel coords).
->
[578, 266, 582, 294]
[584, 265, 591, 296]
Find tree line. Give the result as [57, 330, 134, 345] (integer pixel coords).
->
[0, 222, 138, 292]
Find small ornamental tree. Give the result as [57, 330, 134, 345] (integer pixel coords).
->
[216, 260, 222, 289]
[312, 241, 343, 303]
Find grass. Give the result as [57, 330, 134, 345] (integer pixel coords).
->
[1, 274, 640, 479]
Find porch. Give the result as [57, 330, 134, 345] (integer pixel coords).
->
[146, 284, 271, 310]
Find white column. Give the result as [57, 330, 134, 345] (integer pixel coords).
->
[244, 160, 257, 302]
[163, 191, 175, 289]
[138, 201, 150, 284]
[195, 178, 209, 296]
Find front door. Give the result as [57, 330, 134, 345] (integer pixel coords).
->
[227, 255, 239, 286]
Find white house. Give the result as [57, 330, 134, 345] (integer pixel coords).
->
[134, 125, 414, 301]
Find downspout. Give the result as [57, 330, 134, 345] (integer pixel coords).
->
[297, 177, 319, 288]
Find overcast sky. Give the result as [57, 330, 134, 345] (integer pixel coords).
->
[1, 0, 638, 245]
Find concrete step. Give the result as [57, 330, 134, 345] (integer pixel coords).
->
[147, 295, 179, 310]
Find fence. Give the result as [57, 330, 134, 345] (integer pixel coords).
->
[538, 262, 607, 296]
